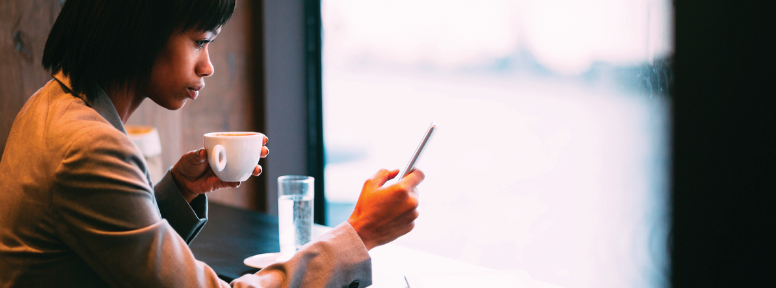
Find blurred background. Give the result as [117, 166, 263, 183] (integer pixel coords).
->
[321, 1, 672, 287]
[3, 0, 771, 287]
[1, 0, 671, 287]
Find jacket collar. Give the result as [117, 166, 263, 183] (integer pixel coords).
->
[53, 71, 127, 135]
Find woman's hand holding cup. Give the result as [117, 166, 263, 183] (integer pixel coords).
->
[172, 132, 269, 203]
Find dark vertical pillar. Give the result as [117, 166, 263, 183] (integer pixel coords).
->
[672, 0, 774, 287]
[262, 0, 323, 218]
[250, 0, 267, 212]
[304, 0, 326, 225]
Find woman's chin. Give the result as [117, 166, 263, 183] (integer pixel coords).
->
[169, 99, 187, 110]
[149, 97, 187, 110]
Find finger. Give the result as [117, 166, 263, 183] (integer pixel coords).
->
[183, 148, 207, 166]
[390, 219, 417, 241]
[220, 180, 240, 188]
[206, 170, 239, 190]
[400, 207, 420, 222]
[261, 146, 269, 158]
[409, 187, 419, 199]
[367, 169, 400, 189]
[402, 221, 416, 236]
[399, 169, 425, 188]
[252, 165, 263, 176]
[202, 169, 222, 189]
[406, 187, 420, 201]
[263, 135, 269, 145]
[197, 148, 207, 163]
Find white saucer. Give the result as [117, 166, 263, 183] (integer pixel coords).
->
[244, 252, 292, 269]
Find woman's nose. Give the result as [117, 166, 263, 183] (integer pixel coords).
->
[196, 50, 214, 77]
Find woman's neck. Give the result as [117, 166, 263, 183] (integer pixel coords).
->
[104, 84, 145, 124]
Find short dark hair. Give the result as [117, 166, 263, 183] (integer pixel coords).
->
[42, 0, 235, 95]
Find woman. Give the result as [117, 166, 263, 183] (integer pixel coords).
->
[0, 0, 424, 287]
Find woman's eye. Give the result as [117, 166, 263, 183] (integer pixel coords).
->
[195, 40, 208, 48]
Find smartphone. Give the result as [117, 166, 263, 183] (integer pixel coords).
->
[400, 122, 437, 179]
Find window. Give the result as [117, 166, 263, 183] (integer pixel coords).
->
[322, 1, 672, 287]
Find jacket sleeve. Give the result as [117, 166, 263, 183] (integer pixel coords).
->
[52, 127, 231, 288]
[231, 222, 372, 288]
[154, 169, 208, 244]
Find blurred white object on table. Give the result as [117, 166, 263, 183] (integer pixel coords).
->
[126, 125, 164, 184]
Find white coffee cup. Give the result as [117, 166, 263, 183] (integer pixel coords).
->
[203, 132, 265, 182]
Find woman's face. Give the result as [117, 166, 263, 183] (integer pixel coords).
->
[146, 27, 221, 110]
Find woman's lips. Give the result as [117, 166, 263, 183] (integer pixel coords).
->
[188, 84, 204, 100]
[187, 88, 199, 100]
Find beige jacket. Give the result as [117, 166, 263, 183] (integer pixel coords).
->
[0, 73, 371, 288]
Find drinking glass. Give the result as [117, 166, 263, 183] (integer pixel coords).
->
[277, 175, 314, 258]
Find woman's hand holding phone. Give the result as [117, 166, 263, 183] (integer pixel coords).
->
[347, 122, 436, 250]
[347, 168, 425, 251]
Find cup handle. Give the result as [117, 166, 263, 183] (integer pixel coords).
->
[211, 144, 227, 172]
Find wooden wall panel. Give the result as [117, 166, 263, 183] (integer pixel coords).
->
[0, 0, 62, 160]
[1, 0, 265, 211]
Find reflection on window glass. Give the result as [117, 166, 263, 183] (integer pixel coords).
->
[322, 0, 671, 287]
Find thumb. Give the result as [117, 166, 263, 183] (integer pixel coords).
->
[174, 148, 209, 180]
[185, 148, 207, 165]
[367, 169, 400, 189]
